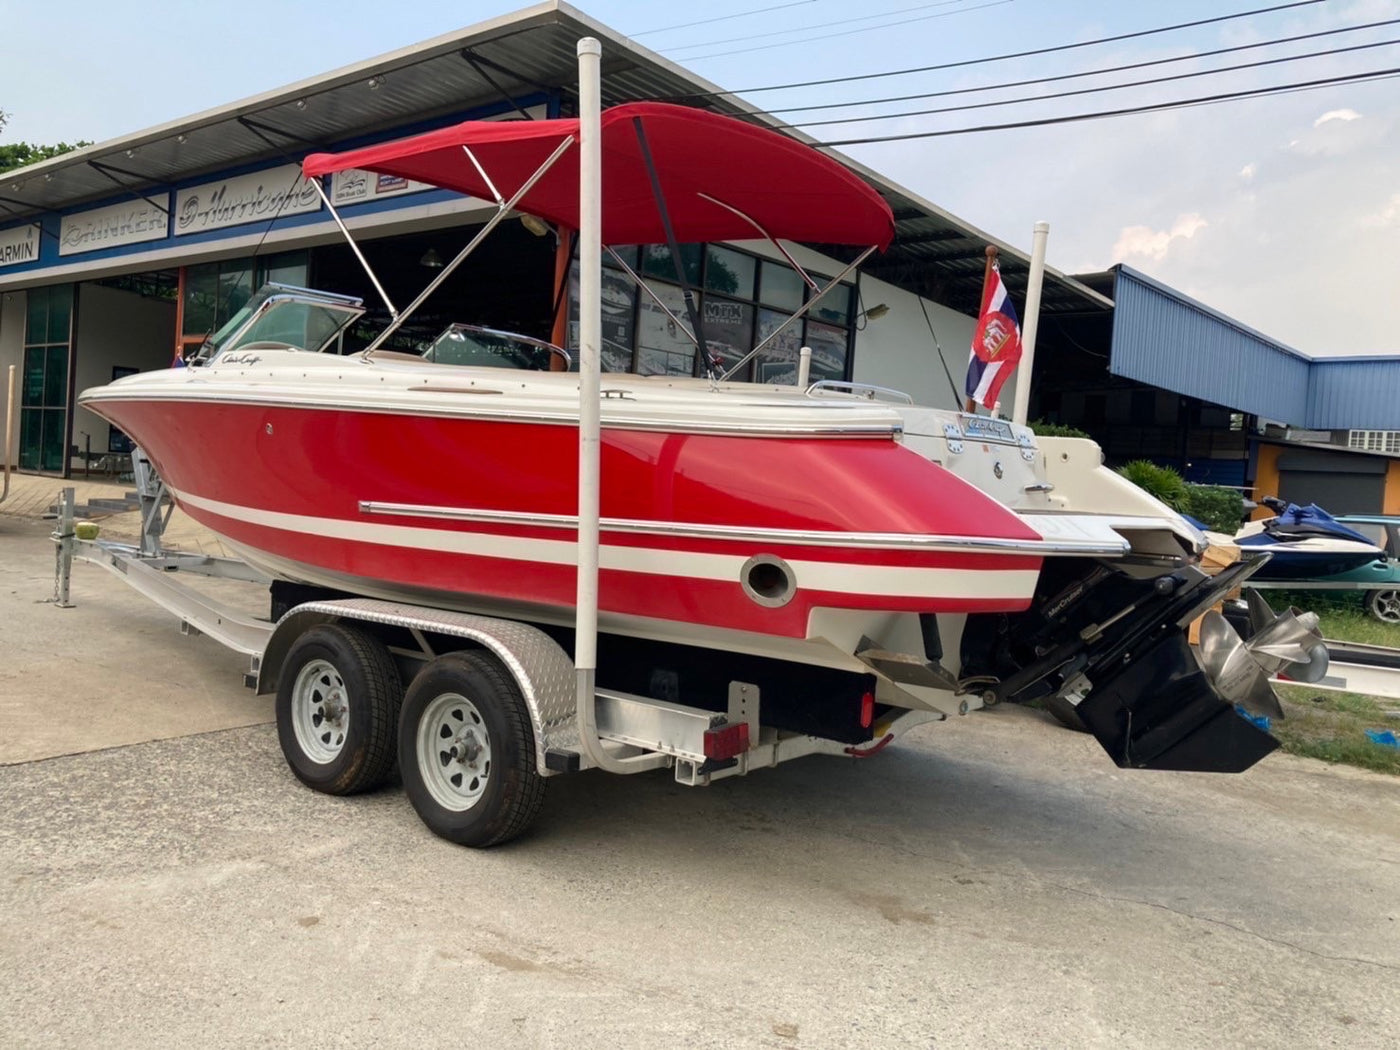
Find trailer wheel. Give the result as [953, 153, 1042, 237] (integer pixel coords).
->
[276, 624, 401, 795]
[398, 650, 545, 848]
[1366, 588, 1400, 624]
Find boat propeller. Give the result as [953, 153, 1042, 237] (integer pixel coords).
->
[1196, 590, 1329, 721]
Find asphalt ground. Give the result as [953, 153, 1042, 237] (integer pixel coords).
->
[1, 513, 1397, 1048]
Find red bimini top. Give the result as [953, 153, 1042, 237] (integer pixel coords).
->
[303, 102, 894, 250]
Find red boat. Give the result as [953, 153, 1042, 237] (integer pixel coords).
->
[80, 98, 1298, 800]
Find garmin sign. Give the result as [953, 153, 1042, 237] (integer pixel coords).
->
[175, 164, 321, 235]
[59, 198, 169, 256]
[0, 224, 41, 268]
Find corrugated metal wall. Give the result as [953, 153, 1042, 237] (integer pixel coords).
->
[1306, 359, 1400, 430]
[1109, 266, 1400, 430]
[1109, 267, 1310, 423]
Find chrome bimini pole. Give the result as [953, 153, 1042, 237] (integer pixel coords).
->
[363, 134, 578, 356]
[604, 247, 700, 349]
[309, 178, 400, 321]
[720, 244, 876, 382]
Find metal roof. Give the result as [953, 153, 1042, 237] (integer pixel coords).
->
[0, 1, 1109, 320]
[1108, 265, 1400, 430]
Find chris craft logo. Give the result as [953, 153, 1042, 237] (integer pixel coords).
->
[0, 224, 40, 267]
[175, 165, 321, 234]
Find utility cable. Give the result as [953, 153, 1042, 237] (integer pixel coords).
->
[678, 0, 1012, 61]
[784, 36, 1400, 128]
[766, 15, 1400, 115]
[662, 0, 977, 54]
[816, 65, 1400, 145]
[629, 1, 819, 38]
[665, 0, 1332, 92]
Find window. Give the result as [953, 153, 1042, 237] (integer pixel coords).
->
[566, 243, 855, 382]
[1348, 430, 1400, 454]
[19, 285, 74, 473]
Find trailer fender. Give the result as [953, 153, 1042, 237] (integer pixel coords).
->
[258, 598, 581, 776]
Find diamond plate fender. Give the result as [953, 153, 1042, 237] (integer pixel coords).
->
[257, 598, 581, 776]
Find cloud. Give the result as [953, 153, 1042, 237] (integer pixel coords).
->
[1239, 163, 1256, 180]
[1314, 108, 1362, 127]
[1363, 193, 1400, 228]
[1111, 214, 1209, 263]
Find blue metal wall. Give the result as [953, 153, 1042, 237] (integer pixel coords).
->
[1109, 265, 1400, 430]
[1306, 358, 1400, 430]
[1109, 266, 1310, 424]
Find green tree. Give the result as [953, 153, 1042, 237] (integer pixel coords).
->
[0, 109, 92, 174]
[0, 139, 92, 174]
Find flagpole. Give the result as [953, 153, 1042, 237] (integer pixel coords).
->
[1011, 221, 1049, 427]
[964, 244, 997, 414]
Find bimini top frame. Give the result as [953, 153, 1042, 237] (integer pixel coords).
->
[303, 78, 898, 778]
[301, 100, 894, 372]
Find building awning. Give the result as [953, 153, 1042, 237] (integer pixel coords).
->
[304, 102, 894, 248]
[0, 1, 1106, 316]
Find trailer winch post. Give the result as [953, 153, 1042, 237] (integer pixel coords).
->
[52, 487, 76, 608]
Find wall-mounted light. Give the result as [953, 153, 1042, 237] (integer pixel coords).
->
[419, 248, 444, 269]
[295, 99, 308, 110]
[860, 302, 890, 322]
[367, 75, 386, 91]
[125, 148, 137, 158]
[176, 134, 188, 144]
[519, 214, 550, 238]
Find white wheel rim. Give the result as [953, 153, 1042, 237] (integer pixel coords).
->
[1372, 589, 1400, 623]
[417, 692, 492, 812]
[291, 659, 349, 764]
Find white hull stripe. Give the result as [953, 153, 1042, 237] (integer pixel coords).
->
[179, 491, 1040, 601]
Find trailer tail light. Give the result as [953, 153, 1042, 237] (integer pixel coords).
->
[860, 691, 875, 728]
[703, 721, 749, 760]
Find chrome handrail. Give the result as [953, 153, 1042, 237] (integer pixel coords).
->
[805, 380, 914, 404]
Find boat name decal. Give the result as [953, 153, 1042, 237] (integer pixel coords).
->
[221, 352, 262, 365]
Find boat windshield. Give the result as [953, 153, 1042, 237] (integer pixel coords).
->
[200, 284, 364, 361]
[418, 324, 571, 371]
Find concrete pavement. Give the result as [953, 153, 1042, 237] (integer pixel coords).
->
[1, 513, 1398, 1048]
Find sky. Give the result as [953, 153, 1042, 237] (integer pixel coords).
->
[1, 0, 1396, 355]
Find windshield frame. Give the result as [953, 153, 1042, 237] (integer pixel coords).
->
[196, 284, 365, 363]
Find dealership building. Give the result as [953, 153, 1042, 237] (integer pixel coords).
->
[2, 1, 1398, 513]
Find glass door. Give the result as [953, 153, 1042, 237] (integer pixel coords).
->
[19, 285, 74, 474]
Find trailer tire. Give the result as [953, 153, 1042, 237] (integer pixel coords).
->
[398, 650, 545, 848]
[1366, 588, 1400, 624]
[276, 624, 401, 795]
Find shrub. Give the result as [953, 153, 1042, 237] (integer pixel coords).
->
[1028, 419, 1091, 439]
[1116, 459, 1190, 511]
[1184, 484, 1245, 533]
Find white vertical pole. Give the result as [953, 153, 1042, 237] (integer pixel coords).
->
[1012, 220, 1049, 427]
[573, 39, 665, 776]
[1, 365, 14, 503]
[796, 346, 812, 388]
[576, 37, 603, 721]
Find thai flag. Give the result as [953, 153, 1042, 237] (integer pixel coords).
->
[965, 264, 1022, 411]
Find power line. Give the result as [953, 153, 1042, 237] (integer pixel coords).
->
[661, 0, 975, 54]
[766, 15, 1400, 115]
[784, 36, 1400, 128]
[668, 0, 1332, 93]
[629, 1, 819, 38]
[816, 65, 1400, 145]
[678, 0, 1012, 61]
